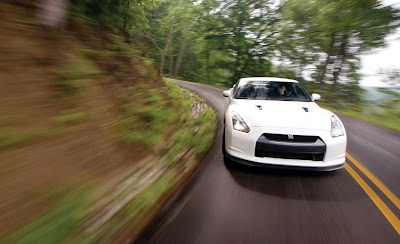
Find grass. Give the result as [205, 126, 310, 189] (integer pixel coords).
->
[0, 127, 48, 148]
[319, 98, 400, 133]
[167, 108, 217, 164]
[124, 171, 179, 220]
[0, 114, 29, 127]
[118, 82, 186, 147]
[1, 184, 92, 244]
[79, 48, 113, 58]
[52, 50, 101, 97]
[193, 108, 218, 157]
[53, 111, 89, 124]
[117, 80, 217, 151]
[0, 111, 88, 148]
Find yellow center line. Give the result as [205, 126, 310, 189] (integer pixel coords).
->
[345, 163, 400, 235]
[346, 152, 400, 211]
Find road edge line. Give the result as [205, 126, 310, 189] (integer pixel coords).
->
[171, 79, 226, 91]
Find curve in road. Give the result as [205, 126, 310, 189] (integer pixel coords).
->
[144, 80, 400, 243]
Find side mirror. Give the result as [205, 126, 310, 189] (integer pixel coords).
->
[312, 93, 321, 101]
[223, 90, 231, 98]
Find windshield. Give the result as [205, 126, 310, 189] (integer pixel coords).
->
[234, 80, 312, 102]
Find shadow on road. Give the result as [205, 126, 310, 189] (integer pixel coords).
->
[224, 159, 365, 202]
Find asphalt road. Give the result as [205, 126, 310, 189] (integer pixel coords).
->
[145, 80, 400, 243]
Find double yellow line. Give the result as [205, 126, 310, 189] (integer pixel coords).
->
[345, 153, 400, 235]
[180, 80, 400, 235]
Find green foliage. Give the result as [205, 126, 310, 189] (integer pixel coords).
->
[69, 0, 162, 33]
[140, 0, 281, 86]
[279, 0, 399, 103]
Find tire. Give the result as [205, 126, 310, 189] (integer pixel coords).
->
[222, 127, 234, 167]
[222, 128, 226, 157]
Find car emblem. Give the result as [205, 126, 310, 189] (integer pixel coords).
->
[288, 135, 294, 140]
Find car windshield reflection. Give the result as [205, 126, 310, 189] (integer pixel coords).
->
[234, 80, 312, 102]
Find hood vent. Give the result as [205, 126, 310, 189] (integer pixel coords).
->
[256, 105, 262, 110]
[302, 107, 309, 112]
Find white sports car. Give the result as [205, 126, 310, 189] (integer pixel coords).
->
[222, 77, 347, 171]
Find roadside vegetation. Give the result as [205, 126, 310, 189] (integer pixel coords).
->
[319, 89, 400, 133]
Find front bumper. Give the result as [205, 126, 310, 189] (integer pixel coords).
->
[226, 153, 345, 171]
[225, 126, 346, 171]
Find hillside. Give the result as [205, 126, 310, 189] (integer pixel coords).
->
[0, 2, 216, 242]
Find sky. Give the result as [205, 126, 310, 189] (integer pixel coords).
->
[359, 0, 400, 87]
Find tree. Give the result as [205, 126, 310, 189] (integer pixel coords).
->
[69, 0, 161, 34]
[280, 0, 400, 102]
[139, 0, 282, 86]
[378, 68, 400, 87]
[215, 0, 279, 85]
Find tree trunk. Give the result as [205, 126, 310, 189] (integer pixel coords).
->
[331, 34, 349, 96]
[316, 33, 336, 88]
[205, 40, 210, 83]
[174, 40, 187, 78]
[231, 51, 242, 85]
[122, 16, 131, 43]
[169, 50, 174, 77]
[36, 0, 68, 29]
[174, 23, 190, 78]
[160, 23, 175, 74]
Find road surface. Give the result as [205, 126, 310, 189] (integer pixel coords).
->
[143, 80, 400, 243]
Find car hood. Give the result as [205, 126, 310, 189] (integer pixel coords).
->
[231, 99, 333, 131]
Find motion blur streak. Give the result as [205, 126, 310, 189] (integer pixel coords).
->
[345, 163, 400, 235]
[346, 152, 400, 210]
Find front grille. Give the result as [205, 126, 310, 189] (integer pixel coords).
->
[264, 133, 319, 143]
[255, 150, 325, 161]
[255, 134, 326, 161]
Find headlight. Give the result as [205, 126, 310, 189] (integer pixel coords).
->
[232, 111, 250, 133]
[331, 115, 344, 137]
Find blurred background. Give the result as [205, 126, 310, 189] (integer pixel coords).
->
[0, 0, 399, 243]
